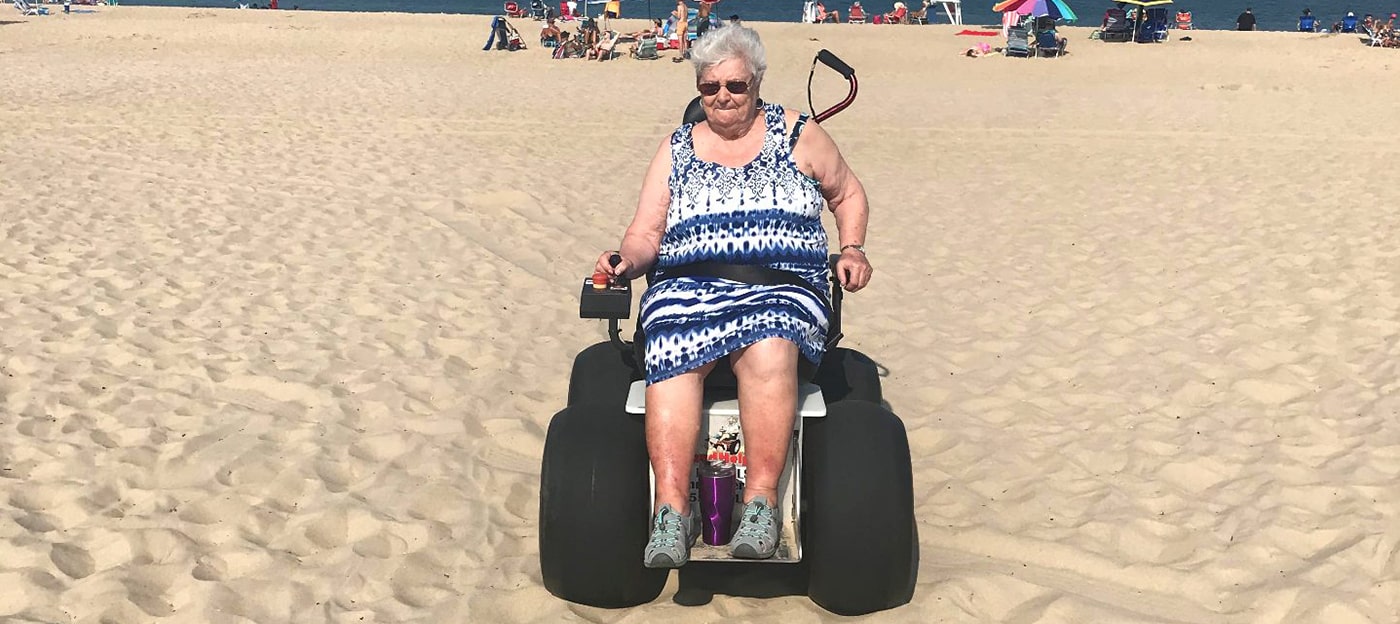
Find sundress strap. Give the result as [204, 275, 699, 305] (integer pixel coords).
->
[789, 112, 810, 151]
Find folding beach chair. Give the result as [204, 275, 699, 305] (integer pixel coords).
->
[590, 30, 621, 60]
[1136, 7, 1168, 42]
[1364, 24, 1384, 46]
[14, 0, 50, 15]
[847, 2, 866, 23]
[483, 16, 527, 51]
[1298, 14, 1318, 32]
[1033, 29, 1064, 57]
[1341, 14, 1357, 33]
[1099, 9, 1132, 42]
[1174, 11, 1191, 30]
[1004, 26, 1032, 57]
[505, 1, 526, 17]
[630, 33, 660, 59]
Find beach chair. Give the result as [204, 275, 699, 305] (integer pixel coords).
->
[1341, 14, 1357, 33]
[630, 33, 659, 59]
[1033, 28, 1064, 57]
[909, 6, 926, 24]
[1298, 14, 1317, 32]
[505, 1, 526, 17]
[1174, 11, 1191, 30]
[1099, 9, 1132, 42]
[1364, 25, 1384, 46]
[847, 2, 866, 23]
[1136, 7, 1168, 42]
[590, 30, 621, 60]
[14, 0, 50, 15]
[1004, 26, 1032, 58]
[484, 16, 527, 51]
[528, 0, 547, 19]
[879, 4, 906, 24]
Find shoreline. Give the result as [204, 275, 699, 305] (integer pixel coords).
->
[26, 2, 1392, 34]
[4, 7, 1399, 624]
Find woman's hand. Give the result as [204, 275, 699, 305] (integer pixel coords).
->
[835, 248, 872, 292]
[595, 250, 634, 280]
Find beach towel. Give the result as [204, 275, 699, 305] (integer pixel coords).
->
[956, 29, 999, 36]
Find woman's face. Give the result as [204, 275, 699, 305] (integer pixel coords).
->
[698, 58, 757, 129]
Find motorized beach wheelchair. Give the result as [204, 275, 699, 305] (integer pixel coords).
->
[538, 51, 917, 616]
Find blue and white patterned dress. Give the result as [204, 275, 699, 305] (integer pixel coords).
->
[639, 103, 830, 385]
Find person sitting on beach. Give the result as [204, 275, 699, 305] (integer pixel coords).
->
[596, 24, 872, 568]
[848, 1, 866, 22]
[627, 21, 663, 55]
[1298, 8, 1317, 32]
[578, 16, 601, 48]
[1035, 15, 1068, 50]
[1337, 12, 1357, 33]
[588, 29, 620, 61]
[628, 18, 664, 39]
[881, 1, 907, 24]
[541, 18, 562, 47]
[552, 30, 576, 57]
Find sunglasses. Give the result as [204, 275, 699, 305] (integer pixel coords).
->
[697, 80, 751, 96]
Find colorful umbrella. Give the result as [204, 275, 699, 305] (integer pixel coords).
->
[992, 0, 1077, 21]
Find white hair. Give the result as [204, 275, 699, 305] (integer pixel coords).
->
[689, 25, 767, 90]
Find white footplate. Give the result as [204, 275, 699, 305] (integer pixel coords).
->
[627, 381, 826, 563]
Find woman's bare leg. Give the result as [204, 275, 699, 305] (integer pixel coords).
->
[645, 361, 715, 514]
[730, 338, 799, 504]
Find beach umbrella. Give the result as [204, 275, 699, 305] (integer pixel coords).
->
[992, 0, 1077, 22]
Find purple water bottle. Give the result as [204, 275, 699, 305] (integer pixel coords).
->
[698, 462, 736, 546]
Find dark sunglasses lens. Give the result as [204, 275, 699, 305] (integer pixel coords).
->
[698, 83, 721, 96]
[726, 81, 749, 94]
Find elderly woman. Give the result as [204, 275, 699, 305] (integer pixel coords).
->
[594, 25, 872, 568]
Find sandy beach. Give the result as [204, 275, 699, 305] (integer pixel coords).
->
[3, 7, 1399, 622]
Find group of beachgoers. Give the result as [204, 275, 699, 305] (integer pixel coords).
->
[531, 0, 740, 61]
[801, 0, 942, 25]
[1317, 10, 1399, 45]
[1237, 6, 1398, 41]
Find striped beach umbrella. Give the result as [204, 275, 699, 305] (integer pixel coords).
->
[992, 0, 1077, 22]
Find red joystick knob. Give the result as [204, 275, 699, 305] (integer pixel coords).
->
[591, 272, 609, 290]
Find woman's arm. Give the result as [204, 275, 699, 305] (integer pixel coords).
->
[597, 136, 671, 280]
[790, 111, 873, 292]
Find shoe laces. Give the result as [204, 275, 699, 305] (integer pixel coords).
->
[734, 501, 774, 538]
[650, 508, 683, 547]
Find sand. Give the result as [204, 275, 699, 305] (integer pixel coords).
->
[2, 7, 1399, 623]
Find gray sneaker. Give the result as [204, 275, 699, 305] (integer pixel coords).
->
[643, 504, 699, 568]
[730, 496, 779, 559]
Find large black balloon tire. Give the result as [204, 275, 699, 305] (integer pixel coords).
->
[801, 400, 918, 615]
[539, 404, 666, 607]
[566, 342, 641, 410]
[812, 347, 883, 405]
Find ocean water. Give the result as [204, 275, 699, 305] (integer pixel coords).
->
[125, 0, 1397, 32]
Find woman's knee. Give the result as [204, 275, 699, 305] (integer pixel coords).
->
[730, 338, 798, 381]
